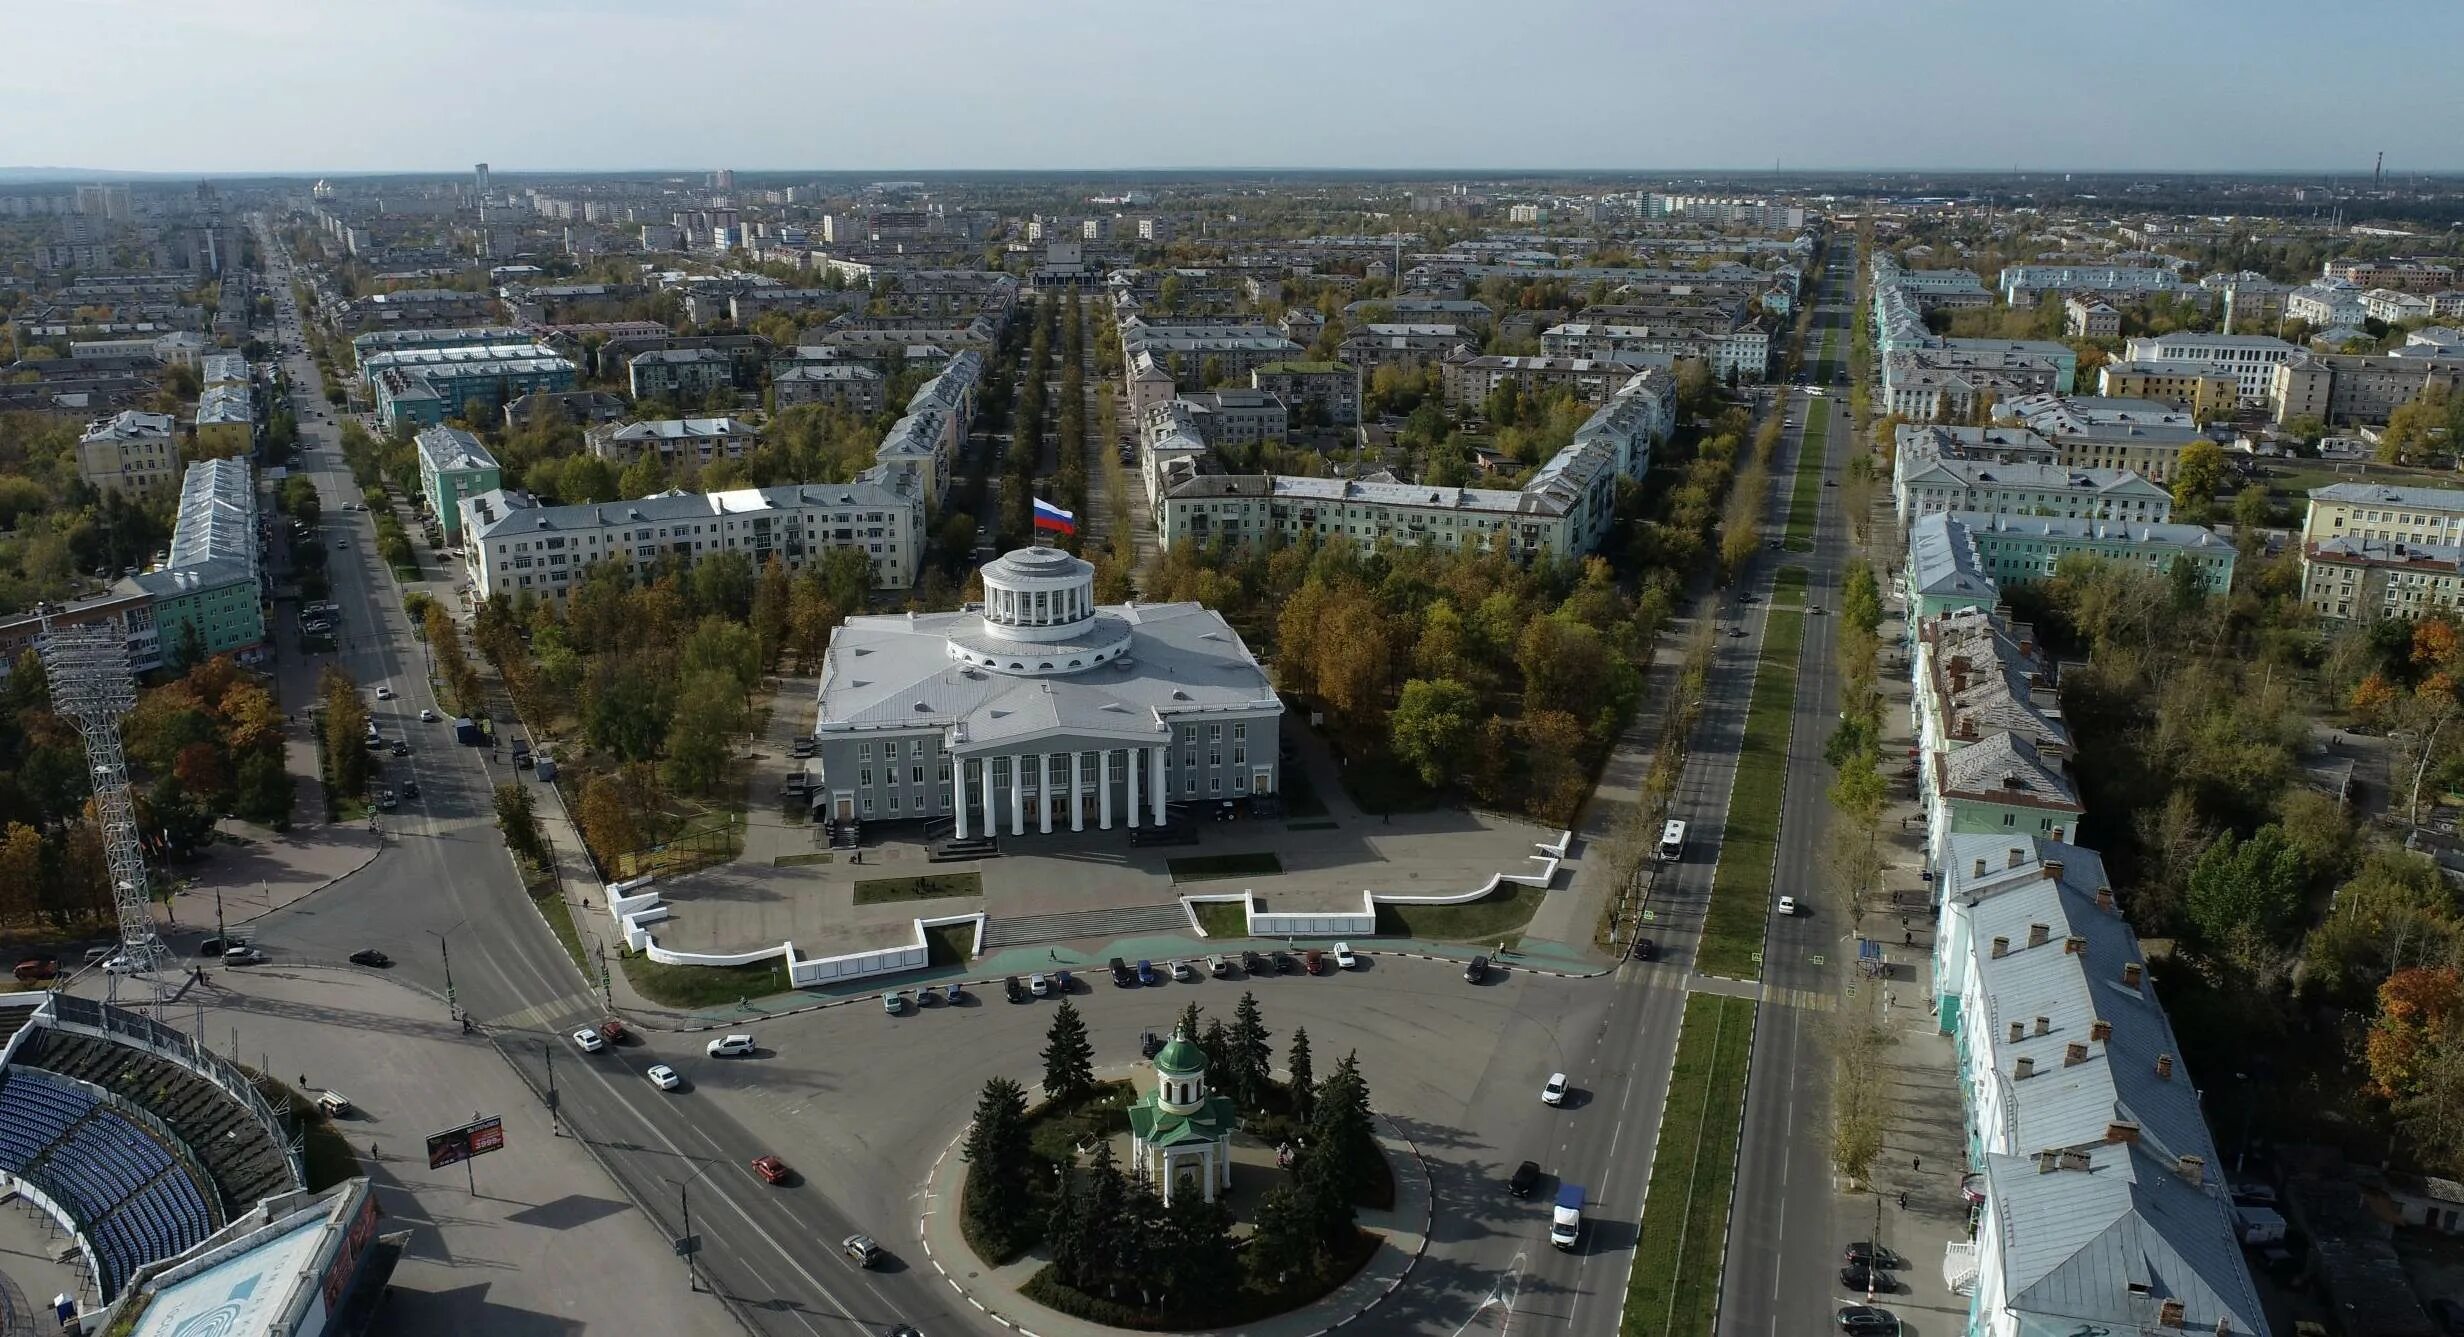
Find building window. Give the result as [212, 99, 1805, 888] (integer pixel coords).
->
[2002, 813, 2016, 827]
[861, 768, 873, 786]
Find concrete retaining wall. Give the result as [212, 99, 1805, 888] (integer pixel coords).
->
[605, 878, 981, 990]
[1185, 831, 1576, 938]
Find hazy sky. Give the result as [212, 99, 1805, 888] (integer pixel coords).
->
[14, 0, 2464, 176]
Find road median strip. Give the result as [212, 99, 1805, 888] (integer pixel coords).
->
[1697, 569, 1804, 980]
[1783, 397, 1832, 551]
[1619, 992, 1756, 1337]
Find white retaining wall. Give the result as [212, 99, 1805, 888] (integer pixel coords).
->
[603, 880, 983, 989]
[1185, 831, 1576, 937]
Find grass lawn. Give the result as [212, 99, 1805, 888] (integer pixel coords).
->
[852, 871, 983, 905]
[922, 921, 976, 966]
[522, 860, 587, 975]
[1168, 852, 1284, 882]
[1373, 882, 1547, 945]
[1620, 993, 1755, 1337]
[1697, 600, 1803, 979]
[1189, 899, 1247, 939]
[1783, 398, 1832, 552]
[1333, 746, 1445, 816]
[618, 950, 791, 1009]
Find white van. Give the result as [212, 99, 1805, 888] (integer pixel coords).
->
[1660, 820, 1687, 860]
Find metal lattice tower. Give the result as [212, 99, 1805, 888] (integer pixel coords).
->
[38, 617, 164, 985]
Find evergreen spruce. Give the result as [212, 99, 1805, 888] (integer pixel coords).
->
[1229, 991, 1273, 1108]
[1287, 1027, 1316, 1123]
[962, 1077, 1033, 1255]
[1040, 998, 1097, 1103]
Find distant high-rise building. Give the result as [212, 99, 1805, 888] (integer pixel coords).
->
[74, 183, 131, 221]
[714, 168, 735, 192]
[474, 162, 491, 195]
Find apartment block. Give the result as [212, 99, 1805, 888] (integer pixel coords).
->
[2121, 333, 2298, 404]
[459, 477, 924, 603]
[1249, 361, 1360, 427]
[585, 417, 763, 467]
[76, 409, 181, 496]
[415, 426, 502, 542]
[2268, 353, 2464, 426]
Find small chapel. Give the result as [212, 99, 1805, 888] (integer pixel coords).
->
[1125, 1026, 1238, 1204]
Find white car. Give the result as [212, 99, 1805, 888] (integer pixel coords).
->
[706, 1034, 756, 1058]
[572, 1028, 606, 1053]
[419, 707, 439, 723]
[1028, 972, 1051, 997]
[882, 990, 907, 1015]
[101, 954, 146, 975]
[374, 685, 394, 700]
[1332, 942, 1358, 970]
[1776, 895, 1800, 916]
[1542, 1072, 1570, 1106]
[647, 1064, 683, 1091]
[1170, 959, 1197, 982]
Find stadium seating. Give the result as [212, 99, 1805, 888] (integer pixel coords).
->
[17, 1030, 293, 1210]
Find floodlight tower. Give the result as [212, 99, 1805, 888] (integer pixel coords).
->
[38, 617, 164, 993]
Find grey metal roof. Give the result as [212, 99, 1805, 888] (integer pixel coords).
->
[415, 425, 498, 474]
[1950, 512, 2232, 552]
[1985, 1143, 2265, 1336]
[1902, 457, 2167, 501]
[2310, 480, 2464, 511]
[1907, 512, 1999, 602]
[168, 459, 254, 573]
[816, 600, 1278, 752]
[1935, 731, 2078, 810]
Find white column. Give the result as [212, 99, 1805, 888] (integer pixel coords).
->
[1070, 752, 1085, 832]
[1125, 747, 1140, 829]
[977, 757, 992, 839]
[1099, 750, 1114, 829]
[1150, 743, 1168, 826]
[1009, 755, 1025, 836]
[1038, 754, 1053, 834]
[954, 759, 970, 840]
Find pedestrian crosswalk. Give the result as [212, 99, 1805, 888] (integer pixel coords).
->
[484, 991, 602, 1034]
[1687, 981, 1839, 1013]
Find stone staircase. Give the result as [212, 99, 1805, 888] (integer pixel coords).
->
[978, 902, 1191, 949]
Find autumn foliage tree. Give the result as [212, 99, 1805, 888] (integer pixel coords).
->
[2366, 966, 2462, 1100]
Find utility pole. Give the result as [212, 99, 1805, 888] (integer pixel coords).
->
[544, 1039, 559, 1137]
[681, 1181, 697, 1292]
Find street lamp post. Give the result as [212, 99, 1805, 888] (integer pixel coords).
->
[426, 919, 466, 1023]
[662, 1162, 720, 1295]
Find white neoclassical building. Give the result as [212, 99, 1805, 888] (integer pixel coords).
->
[810, 546, 1283, 835]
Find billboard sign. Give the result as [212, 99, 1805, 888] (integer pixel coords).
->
[425, 1114, 507, 1170]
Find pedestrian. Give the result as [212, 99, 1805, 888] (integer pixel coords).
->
[1050, 948, 1058, 962]
[1897, 1191, 1908, 1210]
[1905, 930, 1914, 946]
[1913, 1155, 1921, 1172]
[371, 1144, 380, 1161]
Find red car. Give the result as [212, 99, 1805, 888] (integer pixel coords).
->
[751, 1155, 790, 1185]
[1303, 949, 1326, 975]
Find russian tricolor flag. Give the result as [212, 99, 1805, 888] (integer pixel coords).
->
[1033, 498, 1076, 535]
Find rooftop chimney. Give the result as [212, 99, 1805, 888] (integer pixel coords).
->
[2014, 1056, 2036, 1080]
[2034, 1015, 2050, 1036]
[2095, 885, 2115, 912]
[2123, 962, 2144, 989]
[2066, 1042, 2090, 1066]
[2027, 923, 2050, 948]
[2155, 1053, 2175, 1081]
[2090, 1019, 2112, 1042]
[2177, 1153, 2205, 1186]
[1974, 858, 1988, 877]
[2007, 846, 2026, 869]
[2064, 935, 2087, 955]
[2009, 1021, 2025, 1043]
[2105, 1120, 2140, 1144]
[1992, 936, 2010, 959]
[2043, 860, 2065, 882]
[2159, 1299, 2186, 1329]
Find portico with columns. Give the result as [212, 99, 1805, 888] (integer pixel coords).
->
[814, 545, 1282, 839]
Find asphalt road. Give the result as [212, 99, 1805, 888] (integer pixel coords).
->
[245, 220, 981, 1337]
[229, 222, 1838, 1337]
[1717, 245, 1866, 1337]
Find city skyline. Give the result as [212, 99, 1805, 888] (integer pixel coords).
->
[16, 0, 2464, 177]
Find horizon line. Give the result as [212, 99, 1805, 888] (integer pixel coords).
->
[10, 164, 2464, 183]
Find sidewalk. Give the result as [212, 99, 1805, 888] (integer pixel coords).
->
[914, 1063, 1433, 1337]
[1829, 583, 1974, 1330]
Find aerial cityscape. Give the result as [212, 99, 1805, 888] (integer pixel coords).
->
[5, 5, 2464, 1337]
